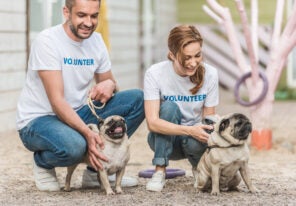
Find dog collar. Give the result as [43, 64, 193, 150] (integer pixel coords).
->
[206, 144, 242, 152]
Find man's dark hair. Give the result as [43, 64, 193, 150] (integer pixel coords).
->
[65, 0, 101, 11]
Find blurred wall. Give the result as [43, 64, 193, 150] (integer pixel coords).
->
[0, 1, 27, 133]
[106, 0, 177, 89]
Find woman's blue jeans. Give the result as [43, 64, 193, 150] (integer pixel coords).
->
[18, 89, 145, 169]
[148, 101, 207, 168]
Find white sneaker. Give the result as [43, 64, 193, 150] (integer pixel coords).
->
[33, 161, 60, 191]
[81, 169, 138, 188]
[146, 171, 165, 192]
[108, 173, 138, 187]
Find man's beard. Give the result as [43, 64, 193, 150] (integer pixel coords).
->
[69, 21, 95, 40]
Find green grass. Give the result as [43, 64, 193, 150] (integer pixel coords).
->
[177, 0, 280, 24]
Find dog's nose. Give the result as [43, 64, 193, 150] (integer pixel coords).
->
[245, 122, 252, 133]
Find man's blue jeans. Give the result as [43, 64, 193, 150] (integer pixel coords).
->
[147, 101, 207, 168]
[18, 89, 145, 169]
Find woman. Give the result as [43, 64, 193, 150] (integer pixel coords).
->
[143, 25, 219, 192]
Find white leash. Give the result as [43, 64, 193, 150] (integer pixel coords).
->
[87, 96, 105, 124]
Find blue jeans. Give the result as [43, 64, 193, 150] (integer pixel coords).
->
[148, 101, 207, 168]
[18, 89, 145, 169]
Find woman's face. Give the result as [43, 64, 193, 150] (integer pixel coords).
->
[172, 42, 202, 77]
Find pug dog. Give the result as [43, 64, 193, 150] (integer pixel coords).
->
[64, 115, 130, 195]
[192, 113, 257, 195]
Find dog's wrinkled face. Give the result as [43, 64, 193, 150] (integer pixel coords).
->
[216, 113, 252, 143]
[99, 115, 127, 143]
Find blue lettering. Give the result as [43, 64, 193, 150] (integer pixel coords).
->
[63, 57, 95, 66]
[163, 94, 206, 102]
[64, 57, 73, 65]
[184, 96, 190, 102]
[168, 96, 175, 101]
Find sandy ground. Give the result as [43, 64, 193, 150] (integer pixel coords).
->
[1, 89, 296, 206]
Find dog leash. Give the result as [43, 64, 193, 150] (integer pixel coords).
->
[87, 96, 105, 124]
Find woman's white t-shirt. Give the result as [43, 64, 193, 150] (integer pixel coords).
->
[16, 24, 111, 130]
[144, 60, 219, 126]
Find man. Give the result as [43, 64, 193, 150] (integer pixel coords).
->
[16, 0, 144, 191]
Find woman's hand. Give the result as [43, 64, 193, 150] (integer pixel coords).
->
[189, 124, 214, 143]
[85, 129, 108, 171]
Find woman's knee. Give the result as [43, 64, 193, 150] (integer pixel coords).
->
[159, 101, 181, 123]
[182, 137, 207, 156]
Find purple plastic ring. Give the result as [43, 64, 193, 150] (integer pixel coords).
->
[234, 71, 268, 107]
[138, 168, 186, 179]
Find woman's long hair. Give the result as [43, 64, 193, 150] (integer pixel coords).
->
[167, 25, 205, 94]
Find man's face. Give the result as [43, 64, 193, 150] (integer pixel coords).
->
[64, 0, 100, 41]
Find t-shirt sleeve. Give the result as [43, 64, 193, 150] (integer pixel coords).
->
[204, 66, 219, 107]
[144, 69, 160, 100]
[29, 34, 61, 71]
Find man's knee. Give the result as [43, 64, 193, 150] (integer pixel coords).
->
[58, 140, 87, 164]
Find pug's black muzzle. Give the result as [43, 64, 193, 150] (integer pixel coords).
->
[236, 122, 252, 140]
[105, 119, 127, 139]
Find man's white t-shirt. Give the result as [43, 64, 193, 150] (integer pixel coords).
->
[16, 24, 111, 130]
[144, 60, 219, 126]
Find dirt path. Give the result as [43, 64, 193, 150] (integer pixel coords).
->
[0, 89, 295, 206]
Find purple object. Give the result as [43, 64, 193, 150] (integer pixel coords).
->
[234, 71, 269, 107]
[138, 168, 186, 179]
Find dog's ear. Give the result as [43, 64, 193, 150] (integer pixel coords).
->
[219, 118, 230, 133]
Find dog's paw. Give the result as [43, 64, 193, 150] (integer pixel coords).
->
[210, 190, 220, 196]
[115, 187, 123, 194]
[249, 187, 259, 194]
[64, 186, 71, 192]
[195, 188, 202, 194]
[105, 189, 115, 195]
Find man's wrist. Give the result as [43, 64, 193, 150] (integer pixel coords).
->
[111, 79, 119, 93]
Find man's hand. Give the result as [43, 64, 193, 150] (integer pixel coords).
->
[85, 130, 108, 171]
[89, 79, 116, 104]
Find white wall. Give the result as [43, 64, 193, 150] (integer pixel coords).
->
[0, 1, 27, 133]
[106, 0, 141, 90]
[153, 0, 177, 62]
[106, 0, 176, 90]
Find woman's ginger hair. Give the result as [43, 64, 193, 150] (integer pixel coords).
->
[167, 25, 205, 94]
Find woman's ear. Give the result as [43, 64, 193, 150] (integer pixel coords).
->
[168, 51, 176, 61]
